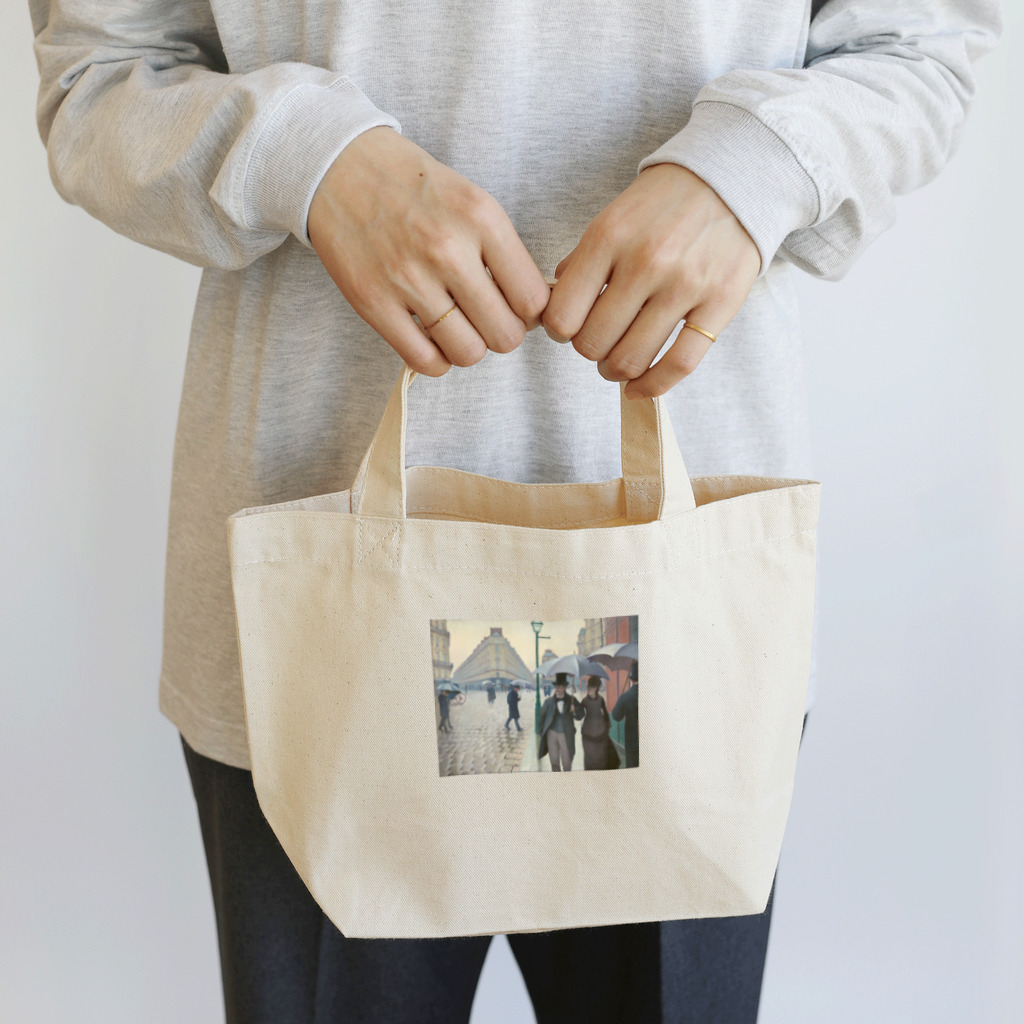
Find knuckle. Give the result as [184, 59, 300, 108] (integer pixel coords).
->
[341, 275, 376, 314]
[455, 184, 495, 226]
[667, 347, 702, 378]
[604, 351, 647, 380]
[572, 333, 605, 362]
[686, 266, 715, 298]
[444, 338, 488, 368]
[707, 280, 735, 309]
[637, 238, 678, 276]
[543, 309, 576, 340]
[586, 217, 619, 253]
[382, 257, 427, 303]
[520, 285, 550, 323]
[489, 321, 526, 354]
[405, 348, 449, 377]
[426, 232, 463, 273]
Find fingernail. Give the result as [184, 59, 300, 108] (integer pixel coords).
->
[544, 327, 570, 343]
[598, 361, 628, 383]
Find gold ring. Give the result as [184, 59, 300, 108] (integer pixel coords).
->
[425, 304, 459, 330]
[683, 321, 717, 343]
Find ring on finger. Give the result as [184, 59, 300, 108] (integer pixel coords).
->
[425, 304, 459, 330]
[681, 321, 717, 343]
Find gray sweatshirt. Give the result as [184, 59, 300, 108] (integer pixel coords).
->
[32, 0, 1000, 769]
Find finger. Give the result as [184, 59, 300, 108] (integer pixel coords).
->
[623, 302, 730, 400]
[357, 298, 453, 377]
[541, 253, 575, 343]
[446, 261, 529, 355]
[542, 237, 614, 344]
[596, 292, 692, 383]
[568, 262, 656, 366]
[480, 216, 553, 331]
[414, 290, 489, 368]
[553, 248, 578, 280]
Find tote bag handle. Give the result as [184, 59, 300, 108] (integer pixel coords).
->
[351, 365, 696, 523]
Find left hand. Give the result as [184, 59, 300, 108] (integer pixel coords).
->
[541, 164, 761, 399]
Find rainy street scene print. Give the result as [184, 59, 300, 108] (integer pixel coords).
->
[431, 617, 639, 776]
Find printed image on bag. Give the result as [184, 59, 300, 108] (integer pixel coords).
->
[431, 617, 639, 775]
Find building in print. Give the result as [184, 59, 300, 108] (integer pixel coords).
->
[452, 627, 532, 691]
[430, 619, 453, 686]
[577, 619, 604, 658]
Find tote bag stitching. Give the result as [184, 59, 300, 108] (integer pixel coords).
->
[400, 525, 814, 573]
[230, 478, 817, 520]
[404, 506, 628, 529]
[237, 482, 814, 532]
[355, 518, 402, 568]
[654, 400, 668, 519]
[235, 526, 814, 574]
[414, 467, 621, 490]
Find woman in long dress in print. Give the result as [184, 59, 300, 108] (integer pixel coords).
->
[579, 676, 615, 770]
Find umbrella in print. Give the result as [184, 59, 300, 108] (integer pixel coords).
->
[586, 642, 638, 673]
[541, 654, 609, 681]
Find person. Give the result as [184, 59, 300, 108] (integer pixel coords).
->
[611, 663, 640, 770]
[579, 675, 616, 771]
[437, 689, 452, 733]
[486, 682, 496, 704]
[537, 673, 585, 772]
[30, 0, 1000, 1020]
[504, 683, 522, 732]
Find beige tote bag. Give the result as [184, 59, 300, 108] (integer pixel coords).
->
[228, 365, 820, 939]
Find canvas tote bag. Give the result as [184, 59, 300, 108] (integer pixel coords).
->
[228, 364, 820, 939]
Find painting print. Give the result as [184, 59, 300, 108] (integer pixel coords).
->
[430, 617, 639, 776]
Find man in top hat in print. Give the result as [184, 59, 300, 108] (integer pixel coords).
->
[537, 673, 585, 772]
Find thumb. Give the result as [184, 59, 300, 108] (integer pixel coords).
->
[554, 249, 576, 279]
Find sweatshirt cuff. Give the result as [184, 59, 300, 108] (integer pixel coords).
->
[637, 100, 820, 276]
[237, 76, 402, 247]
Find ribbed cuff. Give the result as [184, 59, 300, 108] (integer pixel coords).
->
[238, 76, 402, 247]
[637, 100, 820, 276]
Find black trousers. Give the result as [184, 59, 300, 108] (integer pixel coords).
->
[183, 737, 776, 1024]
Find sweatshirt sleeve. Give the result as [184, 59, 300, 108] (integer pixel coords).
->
[30, 0, 402, 270]
[636, 0, 1002, 281]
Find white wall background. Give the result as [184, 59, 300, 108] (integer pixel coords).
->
[2, 4, 1020, 1021]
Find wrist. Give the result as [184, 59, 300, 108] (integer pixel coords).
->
[308, 125, 401, 246]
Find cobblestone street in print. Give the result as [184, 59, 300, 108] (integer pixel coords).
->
[437, 690, 536, 775]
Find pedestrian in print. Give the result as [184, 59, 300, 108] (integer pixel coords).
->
[504, 683, 523, 732]
[486, 683, 496, 704]
[437, 689, 452, 733]
[579, 676, 618, 771]
[611, 661, 639, 768]
[537, 673, 584, 772]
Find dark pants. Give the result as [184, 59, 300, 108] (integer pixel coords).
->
[183, 737, 777, 1024]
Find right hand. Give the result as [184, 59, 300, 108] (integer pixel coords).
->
[308, 126, 551, 376]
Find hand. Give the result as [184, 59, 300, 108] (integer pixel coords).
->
[308, 126, 550, 376]
[541, 163, 761, 399]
